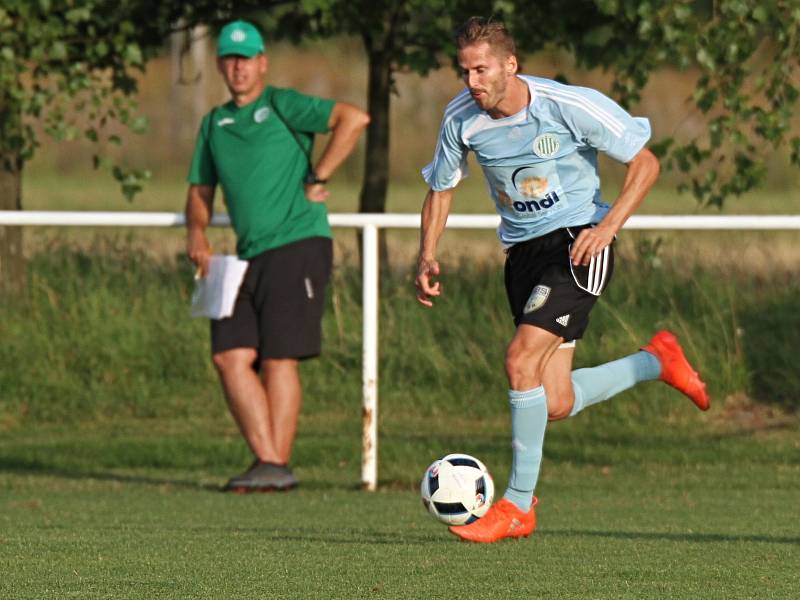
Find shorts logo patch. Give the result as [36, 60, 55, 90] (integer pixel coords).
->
[523, 285, 550, 314]
[556, 314, 570, 327]
[304, 277, 314, 299]
[254, 107, 271, 123]
[533, 133, 560, 158]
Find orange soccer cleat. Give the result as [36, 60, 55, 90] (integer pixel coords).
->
[448, 497, 538, 543]
[643, 330, 710, 411]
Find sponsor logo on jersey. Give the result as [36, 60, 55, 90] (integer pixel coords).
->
[524, 285, 550, 313]
[517, 176, 549, 198]
[254, 106, 270, 123]
[556, 314, 570, 327]
[533, 133, 560, 158]
[512, 191, 561, 214]
[217, 117, 235, 127]
[496, 188, 513, 209]
[511, 167, 548, 198]
[509, 166, 562, 214]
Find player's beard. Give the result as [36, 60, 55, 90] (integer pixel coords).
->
[472, 75, 508, 113]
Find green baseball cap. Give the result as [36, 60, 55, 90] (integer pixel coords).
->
[217, 20, 265, 58]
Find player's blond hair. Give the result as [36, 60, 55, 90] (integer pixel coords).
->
[454, 17, 517, 59]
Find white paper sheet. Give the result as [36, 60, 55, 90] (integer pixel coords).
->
[190, 255, 249, 319]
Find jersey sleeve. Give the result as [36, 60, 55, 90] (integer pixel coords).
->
[558, 86, 651, 164]
[421, 112, 469, 191]
[270, 88, 335, 134]
[187, 113, 218, 186]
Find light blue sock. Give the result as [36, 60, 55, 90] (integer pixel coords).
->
[503, 386, 548, 512]
[570, 351, 661, 416]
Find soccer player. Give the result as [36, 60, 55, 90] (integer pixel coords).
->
[186, 20, 369, 492]
[415, 17, 709, 543]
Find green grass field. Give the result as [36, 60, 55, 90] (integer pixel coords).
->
[1, 242, 799, 598]
[2, 418, 798, 598]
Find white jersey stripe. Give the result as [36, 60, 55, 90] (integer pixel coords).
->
[536, 84, 625, 131]
[536, 90, 624, 138]
[535, 83, 626, 135]
[426, 92, 472, 183]
[444, 92, 472, 118]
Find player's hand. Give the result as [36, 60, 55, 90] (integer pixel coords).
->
[304, 183, 330, 203]
[187, 229, 211, 278]
[570, 225, 615, 266]
[415, 257, 441, 307]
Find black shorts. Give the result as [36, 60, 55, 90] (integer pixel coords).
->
[211, 237, 333, 361]
[504, 225, 614, 341]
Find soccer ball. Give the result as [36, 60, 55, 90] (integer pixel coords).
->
[420, 453, 495, 525]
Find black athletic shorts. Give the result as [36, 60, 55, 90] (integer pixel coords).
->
[504, 224, 614, 341]
[211, 236, 333, 361]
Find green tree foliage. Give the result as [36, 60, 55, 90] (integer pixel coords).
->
[507, 0, 800, 207]
[0, 1, 196, 198]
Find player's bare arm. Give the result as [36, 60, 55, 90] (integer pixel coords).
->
[185, 184, 215, 277]
[416, 188, 454, 307]
[304, 102, 370, 202]
[570, 148, 660, 266]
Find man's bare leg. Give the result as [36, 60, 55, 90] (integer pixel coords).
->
[262, 358, 302, 464]
[542, 346, 577, 421]
[212, 348, 281, 463]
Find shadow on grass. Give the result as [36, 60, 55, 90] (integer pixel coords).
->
[214, 527, 442, 545]
[0, 456, 221, 491]
[541, 528, 800, 545]
[0, 456, 368, 493]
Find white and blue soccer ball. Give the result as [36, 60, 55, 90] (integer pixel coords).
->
[420, 453, 495, 525]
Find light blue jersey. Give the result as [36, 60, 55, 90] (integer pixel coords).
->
[422, 76, 651, 245]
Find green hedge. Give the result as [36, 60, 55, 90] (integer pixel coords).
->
[1, 237, 796, 429]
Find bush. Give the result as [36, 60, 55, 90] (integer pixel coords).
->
[1, 237, 796, 430]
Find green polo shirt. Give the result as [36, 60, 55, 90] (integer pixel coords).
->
[188, 86, 335, 258]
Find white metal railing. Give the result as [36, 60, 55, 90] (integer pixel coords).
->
[2, 211, 800, 490]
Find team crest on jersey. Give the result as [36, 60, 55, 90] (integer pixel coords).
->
[254, 106, 271, 123]
[533, 133, 560, 158]
[524, 285, 551, 313]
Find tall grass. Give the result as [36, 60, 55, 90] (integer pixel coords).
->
[1, 236, 797, 432]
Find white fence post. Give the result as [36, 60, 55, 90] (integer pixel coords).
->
[361, 224, 379, 491]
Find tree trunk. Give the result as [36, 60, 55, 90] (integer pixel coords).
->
[358, 47, 392, 266]
[359, 48, 391, 214]
[0, 148, 24, 298]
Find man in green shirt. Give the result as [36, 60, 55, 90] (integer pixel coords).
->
[186, 20, 369, 492]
